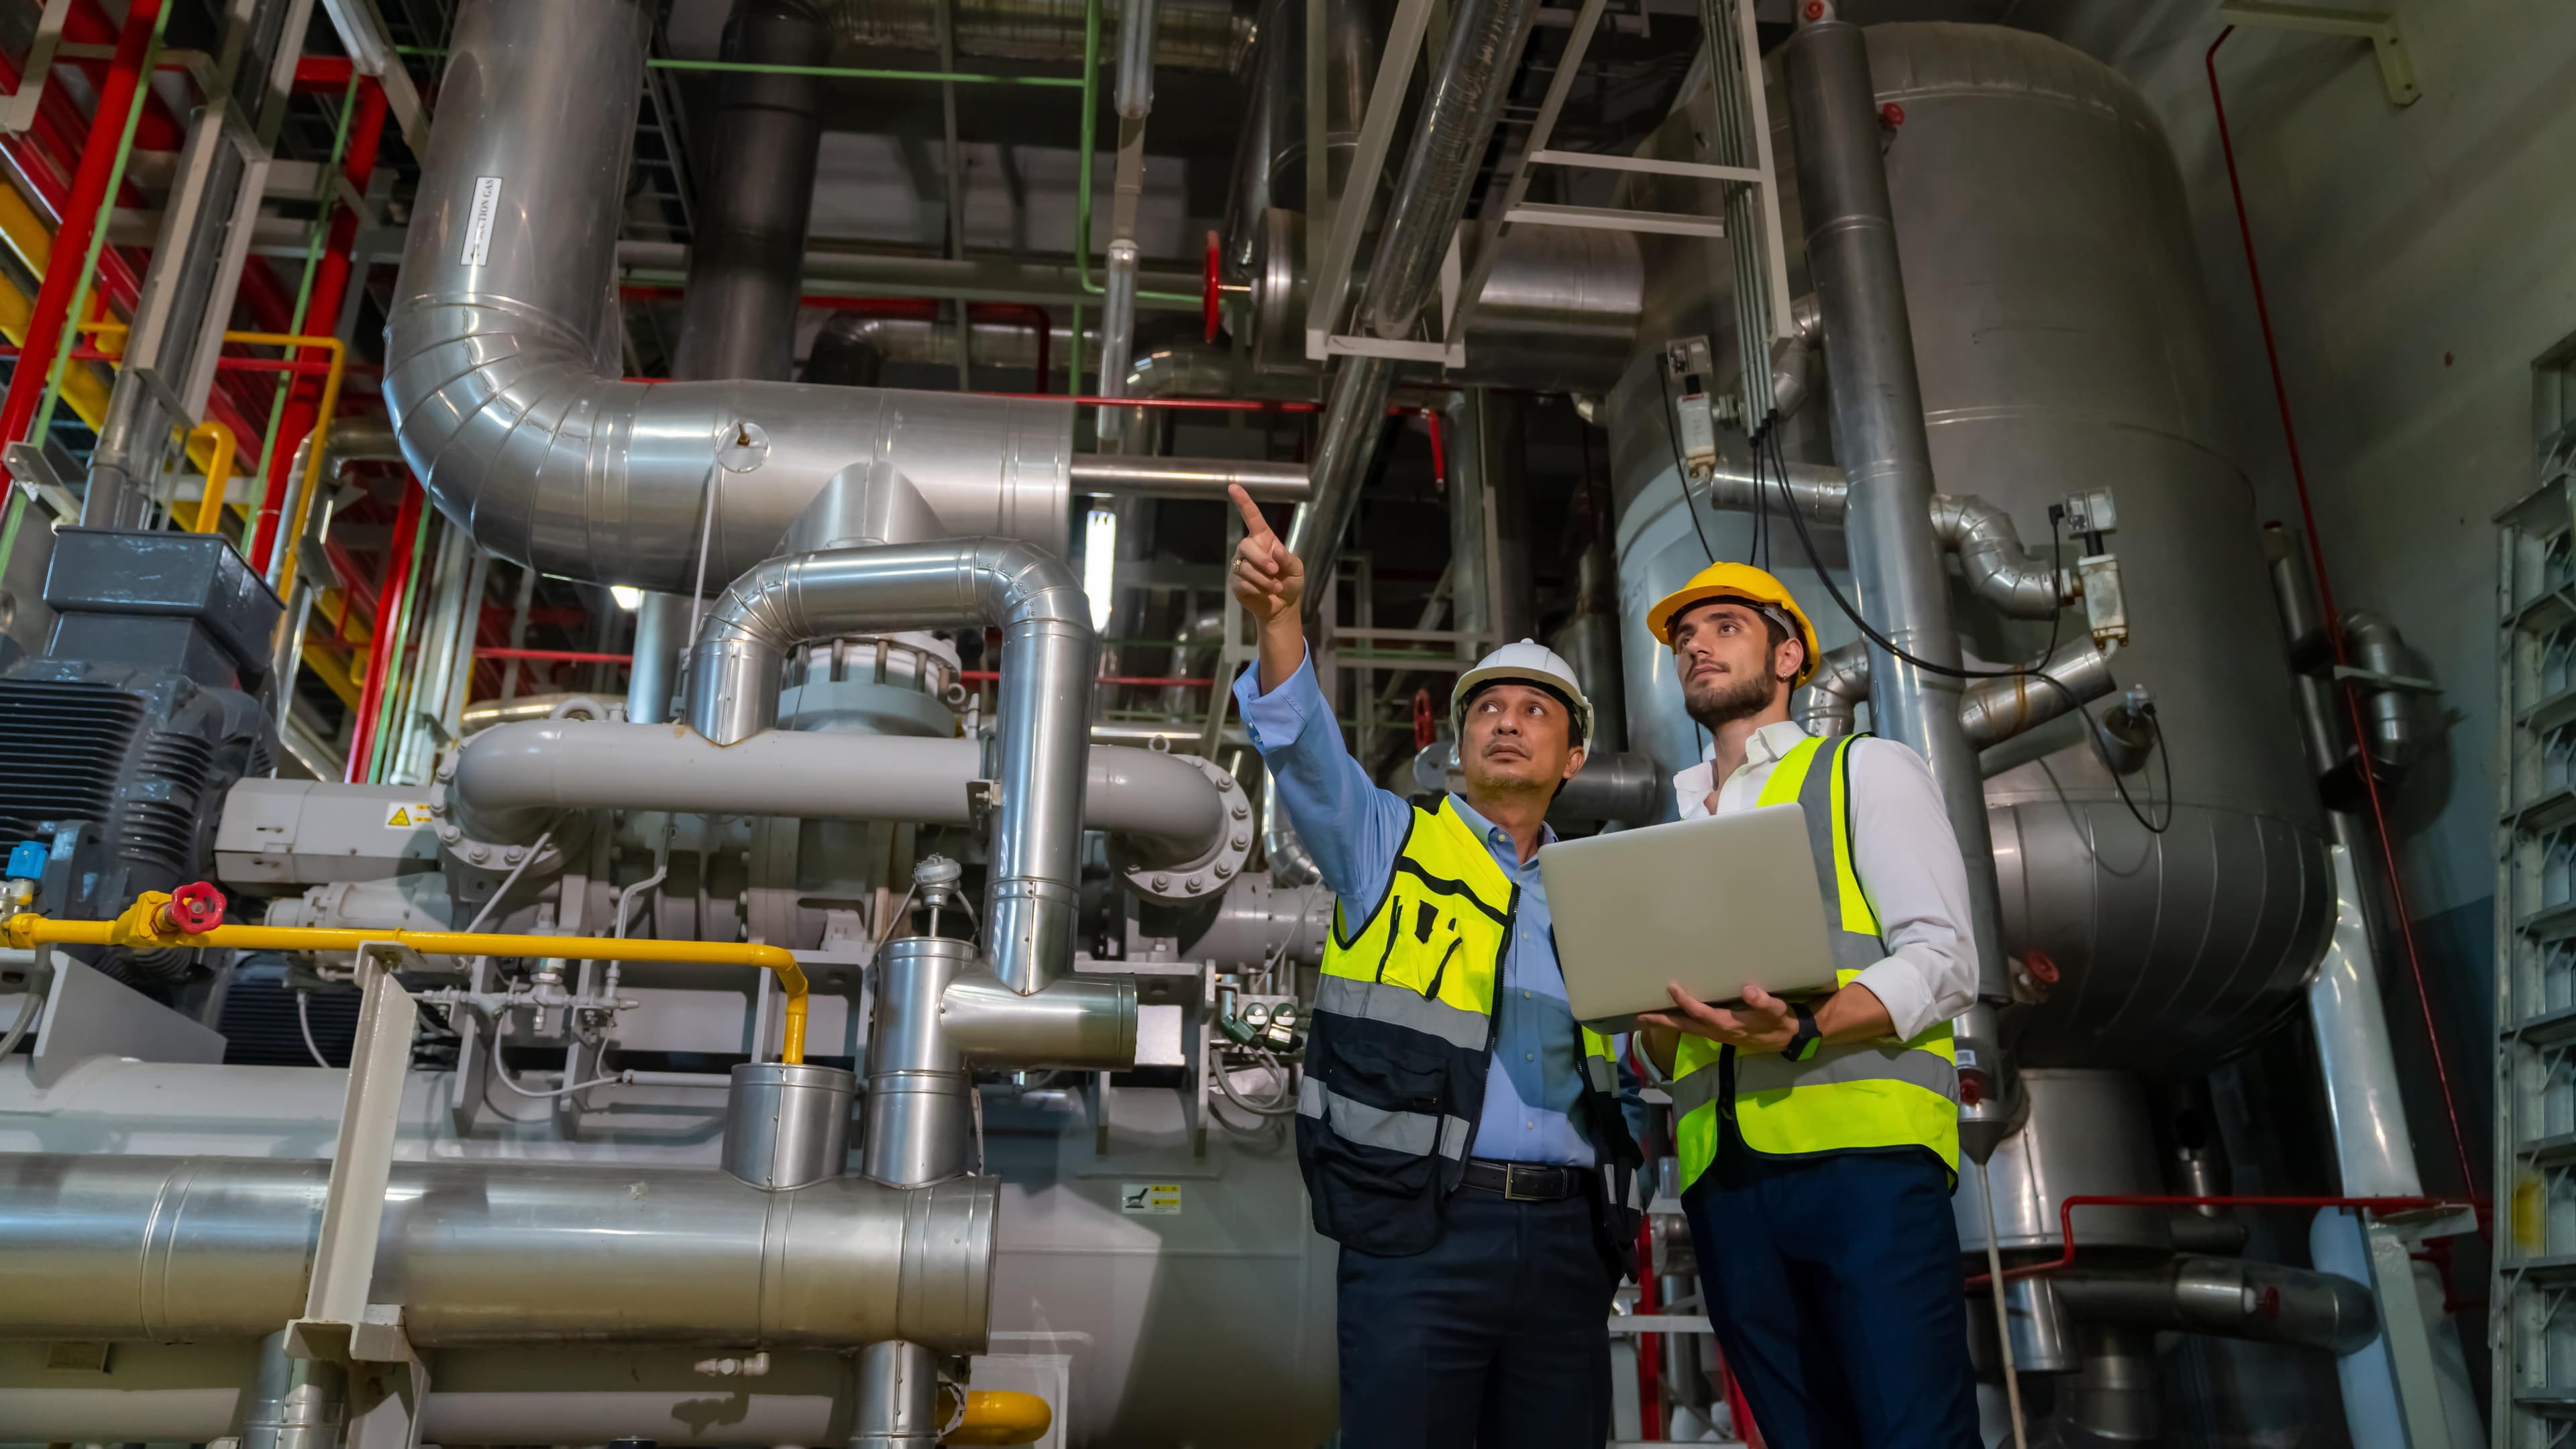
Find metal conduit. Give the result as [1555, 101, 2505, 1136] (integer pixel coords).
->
[0, 1155, 996, 1352]
[384, 0, 1078, 591]
[450, 722, 1226, 858]
[1799, 637, 2118, 752]
[684, 539, 1095, 994]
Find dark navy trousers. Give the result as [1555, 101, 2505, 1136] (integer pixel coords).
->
[1334, 1189, 1617, 1448]
[1682, 1149, 1981, 1449]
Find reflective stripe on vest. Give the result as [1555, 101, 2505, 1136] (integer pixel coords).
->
[1298, 1076, 1475, 1160]
[1670, 735, 1959, 1190]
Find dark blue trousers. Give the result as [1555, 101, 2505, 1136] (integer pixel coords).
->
[1335, 1189, 1617, 1449]
[1682, 1149, 1980, 1449]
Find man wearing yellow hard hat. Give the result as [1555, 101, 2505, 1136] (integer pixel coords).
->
[1632, 561, 1983, 1449]
[1222, 485, 1643, 1449]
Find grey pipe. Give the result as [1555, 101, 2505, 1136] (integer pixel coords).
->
[1262, 767, 1322, 886]
[1787, 9, 2005, 997]
[240, 1328, 344, 1449]
[1113, 0, 1161, 118]
[385, 0, 1077, 593]
[1798, 637, 2119, 749]
[2343, 610, 2426, 774]
[1071, 453, 1310, 503]
[0, 1154, 996, 1352]
[449, 722, 1225, 861]
[624, 592, 694, 725]
[1703, 466, 2066, 621]
[620, 240, 1205, 311]
[675, 1, 831, 384]
[683, 540, 1094, 994]
[806, 313, 1093, 384]
[824, 0, 1252, 72]
[1289, 0, 1538, 606]
[1363, 0, 1538, 341]
[2049, 1256, 2378, 1353]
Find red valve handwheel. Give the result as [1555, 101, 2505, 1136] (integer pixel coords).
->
[165, 880, 227, 934]
[1203, 229, 1222, 345]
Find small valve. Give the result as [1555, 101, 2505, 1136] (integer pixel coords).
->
[162, 881, 227, 935]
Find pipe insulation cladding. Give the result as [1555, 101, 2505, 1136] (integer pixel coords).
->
[0, 1155, 998, 1352]
[386, 0, 1077, 590]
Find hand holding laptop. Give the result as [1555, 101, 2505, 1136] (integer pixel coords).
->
[1635, 981, 1803, 1052]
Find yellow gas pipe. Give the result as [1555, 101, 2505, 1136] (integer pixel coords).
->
[5, 886, 811, 1063]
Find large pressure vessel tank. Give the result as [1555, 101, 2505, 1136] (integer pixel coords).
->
[1609, 23, 2331, 1075]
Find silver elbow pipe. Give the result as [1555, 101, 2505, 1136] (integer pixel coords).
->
[1931, 493, 2070, 621]
[2050, 1256, 2378, 1353]
[1796, 637, 2117, 748]
[1799, 639, 1873, 739]
[384, 0, 1075, 591]
[0, 1155, 996, 1352]
[2343, 610, 2428, 774]
[684, 539, 1095, 994]
[1767, 291, 1822, 421]
[1957, 638, 2120, 749]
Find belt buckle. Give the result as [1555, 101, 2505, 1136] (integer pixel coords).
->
[1502, 1163, 1544, 1201]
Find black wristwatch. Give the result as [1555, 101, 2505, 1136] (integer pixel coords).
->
[1780, 1001, 1821, 1063]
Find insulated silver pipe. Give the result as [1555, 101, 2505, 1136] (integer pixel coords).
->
[1701, 467, 2067, 620]
[2049, 1256, 2378, 1352]
[684, 540, 1093, 993]
[1798, 637, 2119, 750]
[1784, 11, 2004, 994]
[625, 592, 694, 725]
[240, 1329, 344, 1449]
[1286, 353, 1397, 616]
[805, 313, 1094, 385]
[1071, 453, 1310, 502]
[450, 724, 1225, 863]
[676, 1, 832, 384]
[385, 0, 1076, 592]
[0, 1155, 996, 1351]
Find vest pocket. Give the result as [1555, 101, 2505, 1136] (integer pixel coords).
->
[1297, 1026, 1464, 1256]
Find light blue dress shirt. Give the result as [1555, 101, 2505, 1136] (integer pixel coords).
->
[1234, 651, 1599, 1167]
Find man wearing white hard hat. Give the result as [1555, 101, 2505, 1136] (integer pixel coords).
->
[1224, 486, 1642, 1449]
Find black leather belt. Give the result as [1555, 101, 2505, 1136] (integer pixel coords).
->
[1459, 1157, 1597, 1202]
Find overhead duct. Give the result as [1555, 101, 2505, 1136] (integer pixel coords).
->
[684, 539, 1095, 994]
[806, 313, 1093, 388]
[1219, 0, 1381, 278]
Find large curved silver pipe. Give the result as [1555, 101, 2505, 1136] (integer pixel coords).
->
[384, 0, 1077, 591]
[0, 1155, 995, 1352]
[1798, 637, 2118, 751]
[448, 724, 1225, 861]
[684, 540, 1094, 994]
[1699, 467, 2068, 621]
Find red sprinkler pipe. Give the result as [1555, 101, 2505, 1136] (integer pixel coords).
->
[345, 482, 425, 784]
[0, 0, 161, 483]
[1962, 1192, 2453, 1289]
[2206, 28, 2480, 1214]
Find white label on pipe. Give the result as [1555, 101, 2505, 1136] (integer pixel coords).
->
[460, 176, 503, 266]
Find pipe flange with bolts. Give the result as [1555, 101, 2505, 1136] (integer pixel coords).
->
[1113, 750, 1252, 906]
[426, 755, 590, 879]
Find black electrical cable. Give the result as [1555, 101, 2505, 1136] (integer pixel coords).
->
[1750, 417, 2171, 835]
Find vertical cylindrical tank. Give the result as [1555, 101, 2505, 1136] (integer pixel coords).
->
[1610, 23, 2331, 1073]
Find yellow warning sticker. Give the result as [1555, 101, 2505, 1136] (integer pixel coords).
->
[1120, 1183, 1182, 1215]
[384, 802, 433, 830]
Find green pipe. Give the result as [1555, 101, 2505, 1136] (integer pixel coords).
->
[28, 1, 170, 444]
[368, 511, 435, 785]
[241, 76, 363, 555]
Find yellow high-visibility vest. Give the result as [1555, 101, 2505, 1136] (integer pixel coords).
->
[1668, 734, 1959, 1192]
[1299, 796, 1636, 1254]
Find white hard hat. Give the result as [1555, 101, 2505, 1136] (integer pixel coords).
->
[1452, 639, 1593, 747]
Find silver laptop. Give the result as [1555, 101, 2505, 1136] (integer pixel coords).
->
[1540, 804, 1839, 1030]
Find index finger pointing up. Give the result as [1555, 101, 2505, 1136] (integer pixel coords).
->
[1229, 484, 1276, 541]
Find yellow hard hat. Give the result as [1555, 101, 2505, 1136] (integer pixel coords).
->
[1646, 562, 1823, 688]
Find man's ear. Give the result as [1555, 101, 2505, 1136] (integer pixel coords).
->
[1564, 744, 1589, 782]
[1776, 636, 1807, 683]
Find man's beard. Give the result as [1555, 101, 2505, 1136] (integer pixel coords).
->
[1683, 667, 1774, 729]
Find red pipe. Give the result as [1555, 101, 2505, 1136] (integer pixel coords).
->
[474, 647, 635, 665]
[0, 0, 161, 483]
[2206, 28, 2480, 1212]
[345, 481, 425, 783]
[1633, 1217, 1664, 1440]
[1962, 1192, 2452, 1289]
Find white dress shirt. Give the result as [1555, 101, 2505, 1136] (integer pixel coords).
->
[1671, 720, 1978, 1041]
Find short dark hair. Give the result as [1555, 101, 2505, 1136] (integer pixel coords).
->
[1460, 678, 1587, 746]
